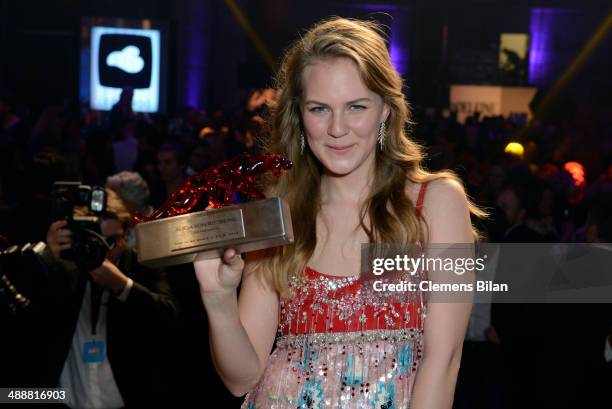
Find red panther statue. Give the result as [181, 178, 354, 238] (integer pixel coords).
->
[132, 152, 293, 222]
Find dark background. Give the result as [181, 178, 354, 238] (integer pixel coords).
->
[0, 0, 610, 115]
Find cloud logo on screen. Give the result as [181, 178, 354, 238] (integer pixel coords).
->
[98, 34, 152, 89]
[106, 46, 145, 73]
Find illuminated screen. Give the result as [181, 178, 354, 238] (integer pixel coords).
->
[498, 33, 530, 85]
[90, 26, 161, 112]
[499, 33, 530, 68]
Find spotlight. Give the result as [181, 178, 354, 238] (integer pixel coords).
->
[564, 161, 585, 187]
[504, 142, 525, 158]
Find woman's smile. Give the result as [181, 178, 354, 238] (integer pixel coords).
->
[327, 144, 355, 153]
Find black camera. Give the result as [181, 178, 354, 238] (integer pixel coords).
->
[0, 242, 48, 314]
[51, 182, 113, 271]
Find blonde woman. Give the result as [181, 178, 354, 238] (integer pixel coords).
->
[194, 17, 484, 408]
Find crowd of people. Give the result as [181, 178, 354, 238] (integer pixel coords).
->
[1, 83, 611, 408]
[2, 87, 611, 246]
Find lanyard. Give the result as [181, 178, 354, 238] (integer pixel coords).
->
[90, 280, 103, 336]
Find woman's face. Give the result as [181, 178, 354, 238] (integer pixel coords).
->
[300, 57, 389, 177]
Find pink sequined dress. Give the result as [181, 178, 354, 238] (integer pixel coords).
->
[241, 183, 429, 409]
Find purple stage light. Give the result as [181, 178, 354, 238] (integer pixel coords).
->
[186, 68, 202, 109]
[355, 3, 409, 76]
[529, 8, 557, 86]
[184, 29, 207, 109]
[178, 0, 209, 110]
[390, 18, 409, 76]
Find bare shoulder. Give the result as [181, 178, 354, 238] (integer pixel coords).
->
[420, 178, 472, 243]
[425, 177, 467, 203]
[404, 178, 466, 208]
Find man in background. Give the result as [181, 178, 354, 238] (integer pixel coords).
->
[37, 188, 179, 408]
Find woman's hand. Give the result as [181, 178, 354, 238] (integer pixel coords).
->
[194, 247, 245, 297]
[193, 205, 246, 296]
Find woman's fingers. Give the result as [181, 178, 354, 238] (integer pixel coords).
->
[223, 248, 242, 266]
[225, 248, 236, 259]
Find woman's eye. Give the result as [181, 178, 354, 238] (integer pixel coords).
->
[350, 105, 367, 110]
[309, 106, 327, 113]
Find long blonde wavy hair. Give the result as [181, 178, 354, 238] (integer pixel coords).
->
[254, 17, 486, 295]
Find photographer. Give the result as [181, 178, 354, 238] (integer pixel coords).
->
[39, 188, 179, 409]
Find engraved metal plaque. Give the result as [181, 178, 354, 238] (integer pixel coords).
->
[169, 209, 246, 252]
[135, 197, 293, 268]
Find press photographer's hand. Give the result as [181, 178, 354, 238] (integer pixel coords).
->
[89, 259, 129, 294]
[46, 220, 72, 259]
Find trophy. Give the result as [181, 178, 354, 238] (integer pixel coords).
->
[133, 152, 294, 268]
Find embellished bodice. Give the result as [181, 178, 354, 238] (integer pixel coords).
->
[241, 266, 428, 409]
[241, 182, 430, 408]
[278, 266, 426, 337]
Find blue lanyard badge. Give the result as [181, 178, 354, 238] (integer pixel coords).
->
[82, 340, 106, 363]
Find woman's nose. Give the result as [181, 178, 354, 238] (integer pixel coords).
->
[327, 112, 349, 138]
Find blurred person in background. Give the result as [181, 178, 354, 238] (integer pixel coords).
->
[497, 179, 559, 243]
[109, 87, 134, 134]
[578, 198, 612, 406]
[0, 92, 28, 146]
[185, 140, 216, 177]
[112, 121, 139, 172]
[82, 128, 116, 186]
[150, 143, 186, 208]
[40, 188, 179, 408]
[106, 171, 153, 251]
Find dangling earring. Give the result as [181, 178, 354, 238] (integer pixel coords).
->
[378, 122, 386, 150]
[300, 131, 305, 155]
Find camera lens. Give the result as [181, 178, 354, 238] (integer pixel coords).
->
[73, 236, 107, 271]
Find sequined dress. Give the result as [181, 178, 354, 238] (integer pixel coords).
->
[241, 183, 429, 409]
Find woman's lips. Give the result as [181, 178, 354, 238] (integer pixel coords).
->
[328, 144, 354, 153]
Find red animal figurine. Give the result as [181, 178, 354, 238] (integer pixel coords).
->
[132, 152, 293, 222]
